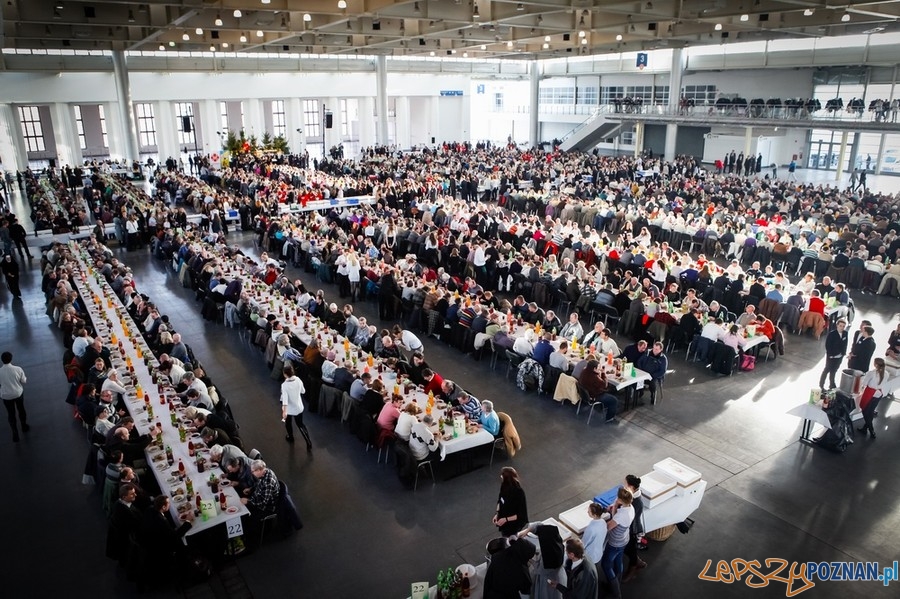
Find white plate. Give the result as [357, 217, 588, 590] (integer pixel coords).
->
[155, 463, 168, 471]
[173, 495, 185, 503]
[226, 506, 239, 514]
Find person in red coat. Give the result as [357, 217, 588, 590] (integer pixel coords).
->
[421, 368, 444, 396]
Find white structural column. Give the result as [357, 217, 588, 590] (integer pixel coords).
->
[743, 126, 754, 160]
[375, 55, 389, 145]
[111, 50, 140, 162]
[633, 122, 644, 157]
[875, 133, 887, 175]
[200, 100, 221, 154]
[324, 97, 341, 151]
[0, 103, 25, 172]
[286, 98, 305, 154]
[395, 96, 410, 149]
[529, 60, 540, 147]
[51, 103, 82, 167]
[155, 101, 179, 161]
[663, 48, 685, 161]
[244, 98, 265, 138]
[359, 97, 376, 149]
[835, 130, 849, 181]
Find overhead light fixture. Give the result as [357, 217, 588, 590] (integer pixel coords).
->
[507, 40, 513, 48]
[463, 51, 468, 57]
[630, 24, 635, 32]
[215, 14, 223, 27]
[261, 0, 271, 4]
[223, 42, 229, 48]
[473, 5, 480, 19]
[579, 30, 586, 38]
[159, 44, 165, 51]
[233, 9, 242, 18]
[544, 35, 551, 42]
[804, 9, 814, 17]
[537, 15, 543, 24]
[616, 34, 623, 41]
[195, 27, 203, 35]
[714, 23, 722, 31]
[480, 44, 486, 50]
[542, 42, 549, 49]
[303, 13, 312, 22]
[169, 41, 175, 47]
[740, 14, 749, 21]
[579, 16, 585, 26]
[240, 32, 247, 42]
[414, 2, 421, 12]
[128, 10, 135, 23]
[210, 45, 216, 52]
[581, 38, 587, 45]
[256, 30, 264, 37]
[646, 1, 653, 8]
[517, 3, 524, 10]
[430, 51, 435, 56]
[347, 20, 353, 30]
[182, 33, 190, 40]
[842, 12, 851, 22]
[338, 0, 347, 8]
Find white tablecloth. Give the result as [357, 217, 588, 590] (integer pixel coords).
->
[72, 244, 249, 535]
[786, 403, 833, 430]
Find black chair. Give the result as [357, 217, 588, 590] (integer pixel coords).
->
[505, 350, 526, 380]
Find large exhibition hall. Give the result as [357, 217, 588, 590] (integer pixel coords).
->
[0, 1, 899, 598]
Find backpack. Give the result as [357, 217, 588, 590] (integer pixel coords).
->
[739, 354, 756, 371]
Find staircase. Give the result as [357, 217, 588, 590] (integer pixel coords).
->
[559, 107, 623, 152]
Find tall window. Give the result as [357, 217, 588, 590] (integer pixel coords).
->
[74, 105, 87, 149]
[272, 100, 286, 137]
[135, 103, 157, 147]
[98, 105, 109, 147]
[18, 105, 45, 152]
[576, 86, 598, 105]
[303, 99, 321, 137]
[219, 101, 229, 132]
[175, 102, 195, 146]
[682, 85, 717, 105]
[340, 99, 349, 136]
[600, 86, 624, 104]
[538, 86, 575, 105]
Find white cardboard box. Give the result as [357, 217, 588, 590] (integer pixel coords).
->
[654, 458, 702, 496]
[640, 471, 678, 509]
[558, 500, 594, 535]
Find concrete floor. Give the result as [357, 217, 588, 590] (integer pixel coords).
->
[1, 185, 899, 599]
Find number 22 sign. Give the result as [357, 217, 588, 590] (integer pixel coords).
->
[226, 517, 244, 539]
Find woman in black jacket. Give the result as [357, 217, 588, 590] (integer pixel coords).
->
[493, 467, 528, 537]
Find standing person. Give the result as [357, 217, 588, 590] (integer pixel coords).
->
[848, 325, 876, 373]
[601, 488, 635, 599]
[1, 254, 21, 298]
[581, 502, 608, 580]
[820, 319, 848, 390]
[787, 159, 797, 181]
[8, 217, 32, 259]
[550, 538, 598, 599]
[622, 475, 648, 583]
[280, 365, 312, 452]
[857, 358, 889, 440]
[493, 466, 529, 537]
[0, 351, 28, 442]
[858, 168, 867, 191]
[516, 522, 566, 598]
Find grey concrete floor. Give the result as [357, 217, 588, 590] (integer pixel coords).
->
[1, 185, 899, 599]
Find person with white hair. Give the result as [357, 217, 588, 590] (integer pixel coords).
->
[170, 333, 189, 364]
[480, 400, 500, 436]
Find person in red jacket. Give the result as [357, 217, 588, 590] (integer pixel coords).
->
[421, 368, 444, 396]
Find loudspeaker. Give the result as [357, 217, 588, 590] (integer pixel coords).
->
[431, 137, 435, 144]
[182, 116, 192, 133]
[49, 158, 57, 168]
[324, 112, 333, 129]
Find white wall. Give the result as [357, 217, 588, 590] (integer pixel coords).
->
[683, 69, 814, 100]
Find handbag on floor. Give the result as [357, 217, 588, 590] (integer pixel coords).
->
[739, 354, 756, 371]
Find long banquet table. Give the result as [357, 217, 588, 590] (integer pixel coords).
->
[70, 241, 250, 535]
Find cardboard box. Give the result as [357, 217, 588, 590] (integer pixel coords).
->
[640, 471, 677, 509]
[653, 458, 702, 496]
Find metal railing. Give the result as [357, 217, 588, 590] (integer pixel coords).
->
[560, 106, 615, 142]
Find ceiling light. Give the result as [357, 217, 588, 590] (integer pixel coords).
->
[195, 28, 203, 35]
[507, 40, 513, 48]
[303, 13, 312, 22]
[414, 2, 421, 12]
[463, 52, 468, 57]
[714, 23, 722, 31]
[210, 45, 216, 52]
[261, 0, 271, 4]
[168, 41, 175, 47]
[159, 44, 165, 51]
[128, 10, 135, 23]
[517, 3, 524, 10]
[842, 12, 851, 22]
[646, 2, 653, 8]
[347, 20, 353, 30]
[804, 9, 814, 17]
[430, 51, 435, 56]
[215, 14, 223, 27]
[480, 44, 486, 50]
[581, 38, 587, 45]
[740, 14, 749, 21]
[616, 34, 622, 41]
[338, 0, 347, 8]
[579, 30, 586, 38]
[222, 42, 229, 48]
[55, 2, 64, 9]
[544, 35, 551, 42]
[182, 33, 190, 40]
[473, 5, 480, 19]
[233, 9, 242, 18]
[256, 30, 264, 37]
[240, 33, 247, 42]
[542, 42, 549, 49]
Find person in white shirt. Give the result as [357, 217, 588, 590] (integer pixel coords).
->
[858, 358, 890, 439]
[0, 351, 28, 442]
[597, 329, 620, 357]
[72, 328, 91, 358]
[394, 402, 420, 442]
[559, 312, 584, 342]
[280, 365, 312, 451]
[548, 341, 571, 373]
[602, 488, 635, 598]
[512, 334, 534, 357]
[409, 414, 440, 461]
